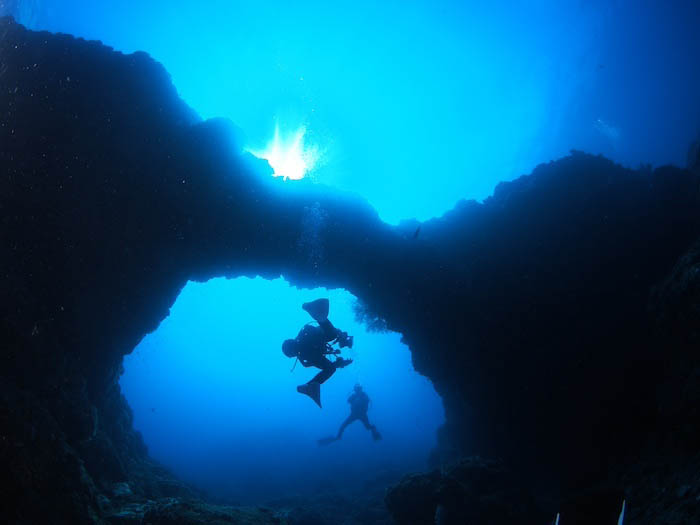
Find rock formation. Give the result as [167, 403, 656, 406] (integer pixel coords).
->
[1, 17, 699, 523]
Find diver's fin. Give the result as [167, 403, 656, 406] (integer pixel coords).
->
[302, 298, 329, 323]
[318, 436, 338, 446]
[371, 428, 382, 441]
[297, 382, 322, 408]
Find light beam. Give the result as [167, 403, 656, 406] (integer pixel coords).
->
[250, 124, 318, 181]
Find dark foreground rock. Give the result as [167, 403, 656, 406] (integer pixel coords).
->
[1, 16, 700, 523]
[264, 483, 394, 525]
[385, 457, 546, 525]
[106, 498, 282, 525]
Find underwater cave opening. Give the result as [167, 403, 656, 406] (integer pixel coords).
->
[119, 276, 444, 504]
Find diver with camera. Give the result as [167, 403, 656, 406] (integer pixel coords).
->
[281, 298, 354, 408]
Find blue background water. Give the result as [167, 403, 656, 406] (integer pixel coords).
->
[119, 278, 444, 501]
[6, 0, 700, 504]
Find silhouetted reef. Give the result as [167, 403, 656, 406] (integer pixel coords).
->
[1, 17, 699, 523]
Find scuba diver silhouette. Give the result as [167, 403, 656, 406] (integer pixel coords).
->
[282, 298, 353, 408]
[318, 384, 382, 445]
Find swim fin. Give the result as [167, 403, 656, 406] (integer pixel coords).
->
[297, 381, 322, 408]
[302, 298, 329, 323]
[318, 436, 338, 446]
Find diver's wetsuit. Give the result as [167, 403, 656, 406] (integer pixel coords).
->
[296, 319, 344, 384]
[337, 390, 377, 438]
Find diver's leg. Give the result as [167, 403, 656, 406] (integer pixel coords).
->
[359, 414, 374, 430]
[336, 415, 356, 439]
[310, 356, 336, 385]
[318, 318, 338, 340]
[360, 414, 382, 440]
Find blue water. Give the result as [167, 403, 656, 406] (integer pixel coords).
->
[120, 278, 444, 501]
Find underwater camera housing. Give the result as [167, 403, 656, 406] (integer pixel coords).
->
[336, 330, 354, 349]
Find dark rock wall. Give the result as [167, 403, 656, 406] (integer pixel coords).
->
[650, 239, 700, 453]
[385, 457, 547, 525]
[1, 18, 699, 522]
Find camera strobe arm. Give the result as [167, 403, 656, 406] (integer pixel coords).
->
[323, 343, 341, 355]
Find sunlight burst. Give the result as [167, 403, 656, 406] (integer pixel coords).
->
[251, 125, 318, 181]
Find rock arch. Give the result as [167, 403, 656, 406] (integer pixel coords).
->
[1, 17, 699, 522]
